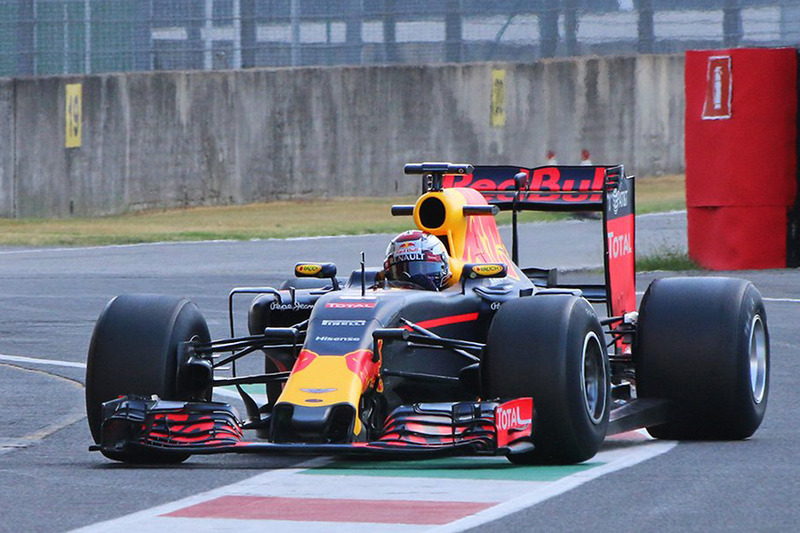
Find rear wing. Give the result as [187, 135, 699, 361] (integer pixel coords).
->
[438, 164, 636, 323]
[443, 165, 608, 212]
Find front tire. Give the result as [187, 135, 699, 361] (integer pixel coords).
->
[635, 277, 769, 440]
[85, 294, 211, 463]
[482, 295, 610, 464]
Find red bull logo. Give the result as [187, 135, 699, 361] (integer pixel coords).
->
[345, 349, 380, 388]
[291, 350, 318, 373]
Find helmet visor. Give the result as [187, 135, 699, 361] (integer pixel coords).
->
[386, 260, 443, 290]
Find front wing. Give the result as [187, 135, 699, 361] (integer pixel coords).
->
[92, 396, 535, 458]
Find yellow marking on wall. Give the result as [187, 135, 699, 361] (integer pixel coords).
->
[65, 83, 82, 148]
[491, 69, 506, 127]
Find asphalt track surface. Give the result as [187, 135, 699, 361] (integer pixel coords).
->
[0, 211, 798, 532]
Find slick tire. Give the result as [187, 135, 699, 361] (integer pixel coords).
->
[482, 294, 610, 465]
[85, 294, 211, 463]
[635, 277, 769, 440]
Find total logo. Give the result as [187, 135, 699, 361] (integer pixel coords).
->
[325, 302, 377, 309]
[496, 404, 531, 431]
[607, 231, 633, 259]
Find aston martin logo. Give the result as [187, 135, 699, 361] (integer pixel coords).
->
[610, 187, 628, 215]
[300, 388, 338, 394]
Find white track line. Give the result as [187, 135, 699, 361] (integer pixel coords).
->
[69, 458, 334, 533]
[0, 353, 86, 368]
[0, 233, 389, 256]
[0, 358, 86, 454]
[430, 441, 676, 533]
[69, 440, 675, 532]
[633, 292, 797, 303]
[637, 209, 686, 218]
[0, 354, 267, 404]
[0, 353, 267, 406]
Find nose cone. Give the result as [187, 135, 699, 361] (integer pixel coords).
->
[272, 403, 358, 443]
[271, 350, 379, 443]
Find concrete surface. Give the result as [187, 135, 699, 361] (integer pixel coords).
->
[2, 55, 685, 218]
[0, 213, 797, 533]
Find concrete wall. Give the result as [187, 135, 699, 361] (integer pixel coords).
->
[1, 55, 685, 218]
[0, 79, 13, 215]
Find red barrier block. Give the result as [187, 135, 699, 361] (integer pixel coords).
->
[685, 48, 798, 269]
[688, 206, 788, 270]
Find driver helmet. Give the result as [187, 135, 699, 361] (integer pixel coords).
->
[384, 230, 451, 291]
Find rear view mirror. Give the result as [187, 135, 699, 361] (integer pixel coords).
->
[295, 262, 337, 279]
[462, 263, 508, 279]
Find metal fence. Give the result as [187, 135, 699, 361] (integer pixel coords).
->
[1, 0, 799, 77]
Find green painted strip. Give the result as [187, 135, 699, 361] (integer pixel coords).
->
[301, 457, 603, 482]
[220, 384, 265, 396]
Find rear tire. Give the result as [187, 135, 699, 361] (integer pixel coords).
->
[635, 277, 769, 440]
[85, 294, 211, 463]
[482, 295, 610, 464]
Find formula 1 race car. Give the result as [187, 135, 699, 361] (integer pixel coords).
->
[85, 162, 769, 465]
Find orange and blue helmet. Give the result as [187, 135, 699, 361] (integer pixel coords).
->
[384, 230, 451, 291]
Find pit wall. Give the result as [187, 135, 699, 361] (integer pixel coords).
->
[0, 55, 685, 218]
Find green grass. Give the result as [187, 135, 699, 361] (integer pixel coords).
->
[637, 248, 701, 272]
[633, 174, 686, 214]
[0, 198, 418, 247]
[0, 174, 685, 247]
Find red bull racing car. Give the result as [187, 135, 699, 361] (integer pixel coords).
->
[85, 162, 769, 465]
